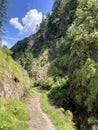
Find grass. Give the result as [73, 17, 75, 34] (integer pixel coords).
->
[0, 48, 31, 130]
[40, 93, 77, 130]
[6, 99, 30, 121]
[29, 87, 40, 95]
[0, 48, 30, 88]
[28, 86, 48, 95]
[0, 98, 30, 130]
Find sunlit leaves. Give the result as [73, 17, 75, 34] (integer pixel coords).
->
[74, 58, 98, 112]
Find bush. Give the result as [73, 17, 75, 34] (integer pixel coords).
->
[36, 77, 54, 90]
[49, 76, 69, 106]
[73, 58, 98, 112]
[88, 116, 98, 125]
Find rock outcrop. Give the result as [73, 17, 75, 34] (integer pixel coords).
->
[0, 48, 30, 99]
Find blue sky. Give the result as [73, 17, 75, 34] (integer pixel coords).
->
[2, 0, 54, 48]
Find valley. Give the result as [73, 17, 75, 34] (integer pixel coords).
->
[0, 0, 98, 130]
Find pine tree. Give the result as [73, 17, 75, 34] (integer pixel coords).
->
[0, 0, 8, 45]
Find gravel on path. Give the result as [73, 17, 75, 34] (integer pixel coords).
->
[27, 93, 56, 130]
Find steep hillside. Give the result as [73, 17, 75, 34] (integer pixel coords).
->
[11, 0, 77, 88]
[0, 47, 30, 99]
[11, 0, 98, 129]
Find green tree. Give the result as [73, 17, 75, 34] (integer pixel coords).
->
[0, 0, 8, 45]
[67, 0, 98, 127]
[47, 0, 78, 38]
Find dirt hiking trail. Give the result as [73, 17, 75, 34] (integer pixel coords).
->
[27, 93, 56, 130]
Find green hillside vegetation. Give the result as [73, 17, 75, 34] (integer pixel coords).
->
[0, 0, 8, 35]
[0, 98, 30, 130]
[11, 0, 98, 129]
[0, 47, 30, 130]
[0, 47, 29, 87]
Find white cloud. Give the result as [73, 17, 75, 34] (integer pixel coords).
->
[10, 9, 43, 36]
[1, 40, 8, 47]
[10, 17, 23, 31]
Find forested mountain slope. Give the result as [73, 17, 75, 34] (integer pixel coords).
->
[11, 0, 98, 129]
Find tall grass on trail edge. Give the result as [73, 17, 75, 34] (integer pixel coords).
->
[0, 98, 30, 130]
[40, 94, 77, 130]
[29, 86, 48, 95]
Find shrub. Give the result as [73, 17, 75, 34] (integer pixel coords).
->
[88, 116, 98, 125]
[74, 58, 98, 112]
[36, 77, 54, 90]
[49, 76, 69, 106]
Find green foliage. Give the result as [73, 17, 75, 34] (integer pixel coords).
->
[58, 53, 70, 67]
[65, 110, 73, 122]
[11, 37, 29, 60]
[36, 76, 54, 90]
[66, 0, 98, 125]
[49, 65, 62, 77]
[0, 48, 30, 88]
[30, 77, 36, 87]
[75, 58, 97, 87]
[72, 58, 98, 113]
[47, 0, 78, 38]
[88, 116, 98, 125]
[0, 110, 16, 130]
[2, 45, 13, 56]
[49, 76, 69, 106]
[0, 0, 8, 35]
[0, 98, 30, 130]
[20, 51, 34, 75]
[6, 99, 30, 121]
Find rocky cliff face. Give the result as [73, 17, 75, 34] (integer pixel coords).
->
[0, 48, 30, 99]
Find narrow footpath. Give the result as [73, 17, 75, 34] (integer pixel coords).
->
[27, 93, 56, 130]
